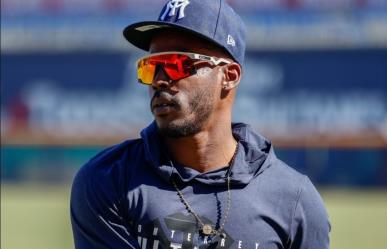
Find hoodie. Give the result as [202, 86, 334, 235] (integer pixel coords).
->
[71, 122, 330, 249]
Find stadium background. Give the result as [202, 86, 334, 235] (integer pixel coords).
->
[1, 0, 386, 248]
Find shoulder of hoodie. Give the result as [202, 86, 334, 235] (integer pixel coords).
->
[233, 122, 317, 199]
[267, 156, 329, 238]
[74, 138, 145, 186]
[261, 152, 325, 217]
[266, 154, 308, 188]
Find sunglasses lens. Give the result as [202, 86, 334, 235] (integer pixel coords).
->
[137, 54, 192, 85]
[137, 58, 156, 85]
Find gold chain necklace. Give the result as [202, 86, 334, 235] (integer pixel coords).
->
[171, 142, 238, 238]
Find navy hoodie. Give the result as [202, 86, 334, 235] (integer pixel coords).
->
[71, 122, 330, 249]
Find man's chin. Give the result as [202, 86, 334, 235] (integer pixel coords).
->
[156, 119, 200, 138]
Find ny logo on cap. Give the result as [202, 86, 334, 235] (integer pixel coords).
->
[160, 0, 190, 21]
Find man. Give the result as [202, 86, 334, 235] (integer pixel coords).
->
[71, 0, 330, 248]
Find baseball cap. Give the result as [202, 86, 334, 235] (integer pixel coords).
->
[123, 0, 246, 65]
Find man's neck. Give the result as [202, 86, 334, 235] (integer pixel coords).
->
[164, 125, 237, 173]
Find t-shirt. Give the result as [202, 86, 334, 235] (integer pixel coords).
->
[71, 122, 330, 249]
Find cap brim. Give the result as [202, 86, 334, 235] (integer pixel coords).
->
[123, 21, 224, 52]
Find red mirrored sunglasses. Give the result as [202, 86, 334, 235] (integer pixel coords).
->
[136, 52, 231, 85]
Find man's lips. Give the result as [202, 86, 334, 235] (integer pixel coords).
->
[151, 95, 178, 115]
[152, 102, 176, 109]
[153, 104, 176, 116]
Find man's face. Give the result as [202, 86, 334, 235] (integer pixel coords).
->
[148, 31, 226, 138]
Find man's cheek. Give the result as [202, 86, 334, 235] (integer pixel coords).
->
[196, 67, 212, 77]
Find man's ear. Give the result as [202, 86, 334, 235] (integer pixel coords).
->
[222, 62, 242, 91]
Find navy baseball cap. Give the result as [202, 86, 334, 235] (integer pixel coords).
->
[123, 0, 246, 65]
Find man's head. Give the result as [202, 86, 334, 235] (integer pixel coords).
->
[123, 0, 246, 137]
[146, 29, 242, 137]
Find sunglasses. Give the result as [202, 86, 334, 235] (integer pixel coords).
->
[136, 52, 231, 85]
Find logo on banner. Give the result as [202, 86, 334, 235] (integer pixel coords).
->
[160, 0, 191, 21]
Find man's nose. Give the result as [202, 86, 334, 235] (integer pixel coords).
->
[152, 65, 171, 90]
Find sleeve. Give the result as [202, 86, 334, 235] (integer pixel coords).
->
[288, 176, 331, 249]
[70, 163, 140, 249]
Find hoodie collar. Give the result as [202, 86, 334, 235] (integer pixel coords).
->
[140, 121, 276, 186]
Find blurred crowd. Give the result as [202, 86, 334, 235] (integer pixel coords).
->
[1, 0, 386, 146]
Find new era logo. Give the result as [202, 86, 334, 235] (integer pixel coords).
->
[160, 0, 190, 21]
[227, 35, 236, 47]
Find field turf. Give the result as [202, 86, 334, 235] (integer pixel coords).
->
[2, 184, 387, 249]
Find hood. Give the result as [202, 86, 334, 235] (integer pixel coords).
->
[140, 122, 276, 186]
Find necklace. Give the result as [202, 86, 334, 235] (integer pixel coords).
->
[171, 142, 239, 238]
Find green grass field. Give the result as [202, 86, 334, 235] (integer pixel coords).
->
[2, 184, 387, 249]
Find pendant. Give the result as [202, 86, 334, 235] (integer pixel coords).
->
[201, 224, 213, 235]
